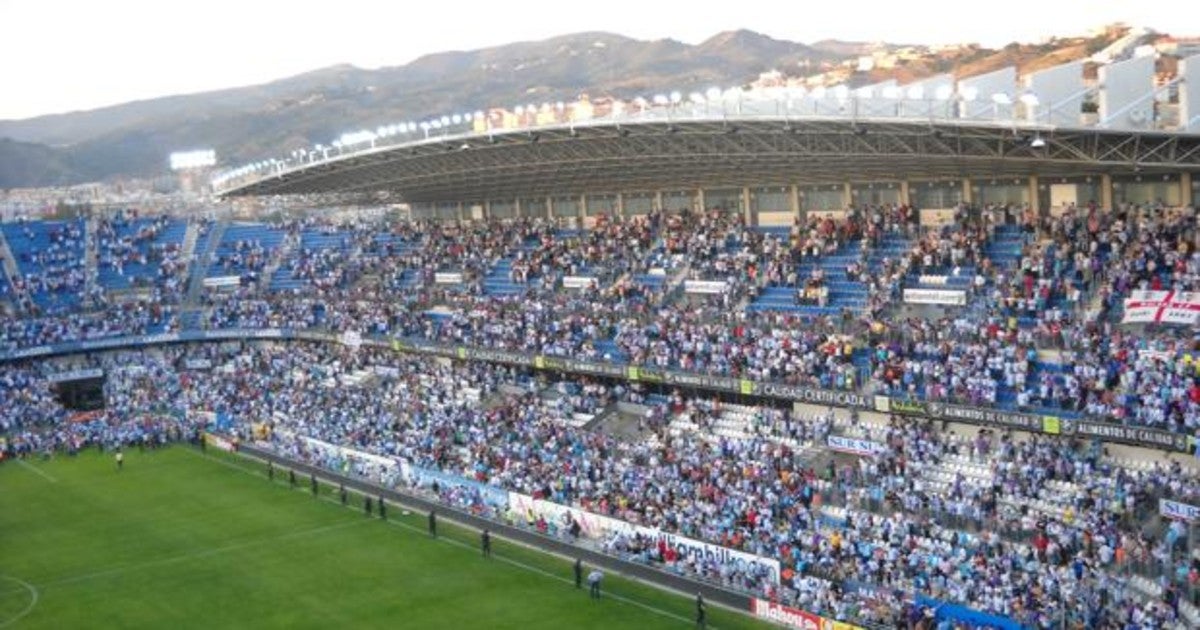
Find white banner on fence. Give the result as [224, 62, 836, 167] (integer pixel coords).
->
[684, 280, 728, 294]
[434, 272, 464, 284]
[505, 491, 780, 584]
[1123, 291, 1200, 325]
[563, 276, 598, 289]
[507, 492, 631, 539]
[203, 275, 241, 288]
[277, 430, 407, 483]
[1160, 498, 1200, 522]
[340, 330, 362, 348]
[903, 288, 966, 306]
[1163, 291, 1200, 326]
[827, 435, 888, 457]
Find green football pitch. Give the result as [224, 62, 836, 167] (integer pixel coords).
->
[0, 446, 773, 629]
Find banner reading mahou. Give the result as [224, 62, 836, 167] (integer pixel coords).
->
[750, 599, 820, 629]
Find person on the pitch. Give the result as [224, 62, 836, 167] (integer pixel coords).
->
[587, 569, 603, 599]
[481, 529, 491, 557]
[428, 509, 437, 537]
[378, 495, 386, 520]
[288, 469, 296, 488]
[267, 461, 274, 481]
[115, 449, 124, 471]
[696, 592, 707, 629]
[364, 496, 373, 516]
[310, 473, 318, 496]
[339, 484, 347, 505]
[574, 558, 583, 589]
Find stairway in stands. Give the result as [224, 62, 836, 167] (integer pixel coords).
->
[185, 221, 227, 305]
[0, 227, 25, 312]
[83, 214, 99, 298]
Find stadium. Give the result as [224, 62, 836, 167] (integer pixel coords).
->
[5, 36, 1200, 630]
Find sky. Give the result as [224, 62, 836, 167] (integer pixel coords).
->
[1, 0, 1197, 120]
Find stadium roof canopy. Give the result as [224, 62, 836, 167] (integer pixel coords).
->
[218, 118, 1200, 204]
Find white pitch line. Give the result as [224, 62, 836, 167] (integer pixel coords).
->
[188, 449, 712, 628]
[0, 576, 39, 628]
[14, 459, 57, 483]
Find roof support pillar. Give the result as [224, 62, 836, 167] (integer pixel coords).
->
[790, 184, 802, 225]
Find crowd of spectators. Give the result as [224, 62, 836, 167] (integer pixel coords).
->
[5, 340, 1200, 628]
[0, 203, 1197, 436]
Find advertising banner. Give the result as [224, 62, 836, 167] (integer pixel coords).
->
[684, 280, 728, 294]
[903, 288, 966, 306]
[408, 465, 509, 508]
[562, 276, 598, 289]
[1160, 499, 1200, 522]
[827, 435, 887, 456]
[749, 599, 824, 630]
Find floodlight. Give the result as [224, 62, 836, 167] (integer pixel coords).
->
[935, 85, 954, 101]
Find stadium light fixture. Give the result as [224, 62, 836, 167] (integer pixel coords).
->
[907, 86, 924, 100]
[669, 91, 682, 104]
[452, 114, 462, 125]
[439, 116, 451, 126]
[705, 87, 722, 102]
[515, 105, 525, 115]
[810, 86, 827, 99]
[653, 94, 669, 106]
[832, 85, 849, 101]
[689, 92, 705, 104]
[1019, 92, 1040, 107]
[935, 85, 954, 101]
[960, 86, 979, 102]
[991, 93, 1012, 105]
[1030, 135, 1046, 148]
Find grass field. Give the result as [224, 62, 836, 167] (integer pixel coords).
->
[0, 446, 773, 629]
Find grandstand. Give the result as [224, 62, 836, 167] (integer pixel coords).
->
[6, 54, 1200, 630]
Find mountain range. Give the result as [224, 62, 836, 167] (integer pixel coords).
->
[0, 28, 1126, 189]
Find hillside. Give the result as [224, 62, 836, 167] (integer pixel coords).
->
[0, 30, 839, 186]
[0, 27, 1133, 188]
